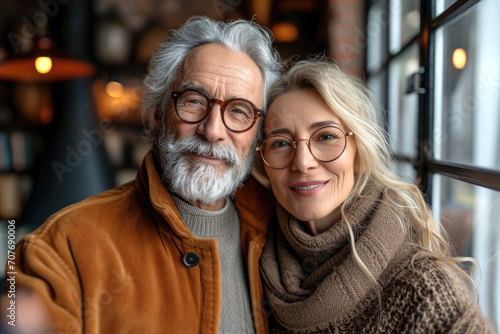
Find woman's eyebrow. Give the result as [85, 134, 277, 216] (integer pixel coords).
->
[268, 128, 291, 136]
[309, 120, 341, 129]
[267, 121, 342, 136]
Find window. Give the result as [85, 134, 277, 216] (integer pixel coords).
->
[388, 42, 419, 160]
[433, 2, 500, 170]
[366, 0, 500, 330]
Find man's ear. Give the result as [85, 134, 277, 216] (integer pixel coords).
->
[154, 108, 162, 129]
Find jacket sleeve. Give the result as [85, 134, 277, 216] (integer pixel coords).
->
[1, 235, 83, 333]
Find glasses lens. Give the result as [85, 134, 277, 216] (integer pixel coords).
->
[224, 100, 255, 131]
[310, 126, 347, 161]
[175, 90, 209, 122]
[261, 136, 295, 168]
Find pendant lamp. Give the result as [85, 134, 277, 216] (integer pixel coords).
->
[0, 36, 94, 82]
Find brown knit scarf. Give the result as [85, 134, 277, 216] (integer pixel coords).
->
[259, 188, 407, 332]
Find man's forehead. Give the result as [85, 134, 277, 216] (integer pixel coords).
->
[175, 44, 264, 103]
[182, 44, 258, 71]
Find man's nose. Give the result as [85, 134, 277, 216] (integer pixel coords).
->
[291, 140, 318, 173]
[196, 104, 228, 142]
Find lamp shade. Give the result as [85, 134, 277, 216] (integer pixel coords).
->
[0, 37, 94, 82]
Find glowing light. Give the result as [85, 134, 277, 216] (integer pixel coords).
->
[453, 48, 467, 69]
[105, 81, 124, 98]
[35, 57, 52, 74]
[271, 22, 299, 42]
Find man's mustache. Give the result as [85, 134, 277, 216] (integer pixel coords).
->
[166, 136, 238, 166]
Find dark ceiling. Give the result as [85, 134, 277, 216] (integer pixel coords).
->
[0, 0, 329, 69]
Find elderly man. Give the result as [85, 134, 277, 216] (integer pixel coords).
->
[2, 16, 281, 333]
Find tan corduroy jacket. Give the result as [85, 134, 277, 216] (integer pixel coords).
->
[2, 152, 275, 333]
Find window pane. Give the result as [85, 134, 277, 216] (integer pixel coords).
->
[395, 161, 417, 184]
[433, 0, 500, 171]
[367, 0, 388, 73]
[434, 0, 459, 18]
[389, 0, 420, 54]
[432, 174, 500, 331]
[367, 69, 387, 129]
[388, 42, 419, 158]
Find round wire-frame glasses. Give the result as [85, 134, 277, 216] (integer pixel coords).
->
[171, 89, 262, 133]
[256, 125, 354, 169]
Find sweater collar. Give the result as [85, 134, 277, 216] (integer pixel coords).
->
[171, 193, 238, 238]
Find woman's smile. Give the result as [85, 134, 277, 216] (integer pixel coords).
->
[289, 180, 329, 195]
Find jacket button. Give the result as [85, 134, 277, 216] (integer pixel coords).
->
[183, 252, 199, 267]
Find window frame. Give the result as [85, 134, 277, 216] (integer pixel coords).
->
[366, 0, 500, 203]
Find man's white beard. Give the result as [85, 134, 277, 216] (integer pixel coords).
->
[156, 125, 254, 205]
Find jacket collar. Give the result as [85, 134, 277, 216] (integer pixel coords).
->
[135, 151, 191, 238]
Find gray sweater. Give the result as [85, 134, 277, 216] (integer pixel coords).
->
[172, 195, 255, 334]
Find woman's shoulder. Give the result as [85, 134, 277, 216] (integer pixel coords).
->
[381, 251, 495, 333]
[388, 254, 466, 298]
[384, 252, 477, 305]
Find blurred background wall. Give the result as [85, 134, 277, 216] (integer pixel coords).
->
[0, 0, 365, 234]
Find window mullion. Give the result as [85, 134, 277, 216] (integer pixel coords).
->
[428, 160, 500, 192]
[417, 0, 433, 201]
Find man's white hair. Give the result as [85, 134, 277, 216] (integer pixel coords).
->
[142, 15, 282, 143]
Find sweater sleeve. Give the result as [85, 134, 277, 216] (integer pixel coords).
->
[392, 258, 495, 334]
[436, 270, 495, 334]
[1, 234, 82, 333]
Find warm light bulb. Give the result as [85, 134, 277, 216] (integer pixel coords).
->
[271, 22, 299, 42]
[452, 48, 467, 69]
[35, 57, 52, 74]
[105, 81, 124, 98]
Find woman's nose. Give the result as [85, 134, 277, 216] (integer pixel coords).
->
[291, 140, 318, 172]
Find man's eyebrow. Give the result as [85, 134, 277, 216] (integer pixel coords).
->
[176, 83, 254, 102]
[178, 83, 207, 93]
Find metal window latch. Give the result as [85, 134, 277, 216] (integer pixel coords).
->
[405, 66, 426, 94]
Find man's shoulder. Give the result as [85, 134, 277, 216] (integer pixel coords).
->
[236, 175, 274, 207]
[28, 181, 141, 242]
[234, 175, 275, 234]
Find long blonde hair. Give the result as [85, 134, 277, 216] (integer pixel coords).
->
[263, 58, 477, 296]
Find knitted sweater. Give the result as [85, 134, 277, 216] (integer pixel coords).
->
[171, 195, 255, 334]
[260, 188, 494, 333]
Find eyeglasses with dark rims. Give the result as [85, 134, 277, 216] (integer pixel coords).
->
[256, 126, 354, 169]
[171, 89, 262, 133]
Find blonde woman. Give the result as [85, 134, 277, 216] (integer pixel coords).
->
[256, 59, 494, 333]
